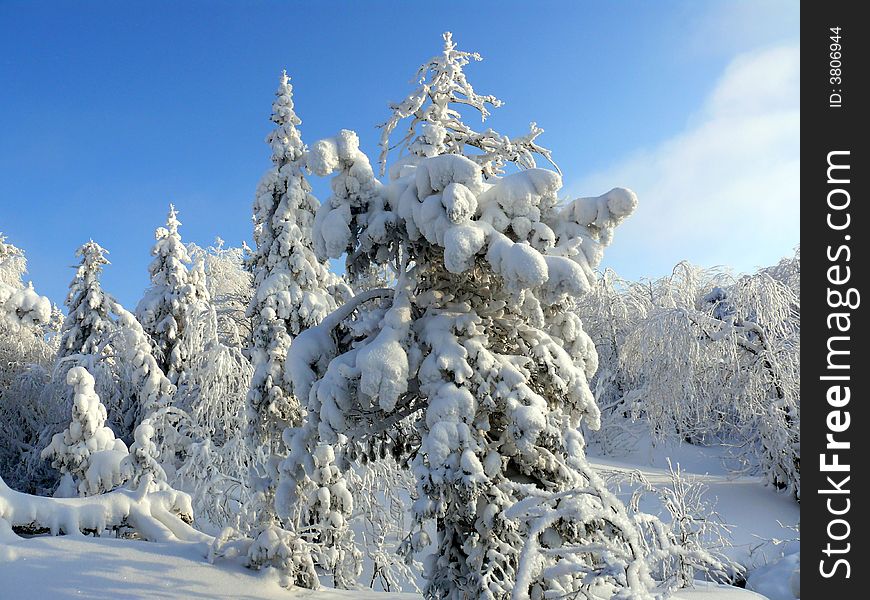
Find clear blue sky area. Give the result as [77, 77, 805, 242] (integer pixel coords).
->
[0, 1, 799, 309]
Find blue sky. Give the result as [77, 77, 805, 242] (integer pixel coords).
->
[0, 1, 799, 309]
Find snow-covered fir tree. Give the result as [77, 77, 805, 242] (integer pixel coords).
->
[58, 241, 114, 360]
[40, 366, 130, 496]
[137, 205, 207, 384]
[284, 33, 661, 599]
[41, 240, 179, 489]
[246, 71, 342, 456]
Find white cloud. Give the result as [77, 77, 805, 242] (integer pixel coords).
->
[571, 44, 799, 278]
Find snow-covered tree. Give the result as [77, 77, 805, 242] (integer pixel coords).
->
[0, 235, 60, 491]
[246, 71, 342, 455]
[0, 234, 54, 373]
[38, 242, 179, 489]
[574, 270, 652, 455]
[173, 280, 254, 528]
[137, 205, 207, 384]
[188, 239, 253, 348]
[285, 33, 656, 599]
[123, 418, 168, 492]
[58, 241, 114, 360]
[0, 234, 27, 288]
[40, 366, 130, 496]
[620, 262, 800, 499]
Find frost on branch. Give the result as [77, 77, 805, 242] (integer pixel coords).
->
[40, 366, 130, 496]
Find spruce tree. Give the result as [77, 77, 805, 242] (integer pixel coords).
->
[285, 33, 657, 598]
[137, 205, 206, 384]
[58, 241, 114, 359]
[246, 71, 340, 454]
[40, 366, 130, 496]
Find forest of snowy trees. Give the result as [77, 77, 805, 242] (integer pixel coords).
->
[0, 34, 799, 600]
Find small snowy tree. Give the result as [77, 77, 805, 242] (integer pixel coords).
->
[137, 205, 206, 384]
[58, 241, 114, 360]
[285, 33, 657, 599]
[42, 242, 180, 487]
[123, 418, 168, 492]
[40, 366, 130, 496]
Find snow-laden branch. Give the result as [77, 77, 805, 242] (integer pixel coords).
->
[0, 474, 211, 545]
[284, 288, 394, 404]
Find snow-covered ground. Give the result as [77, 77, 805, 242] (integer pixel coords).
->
[0, 533, 769, 600]
[588, 435, 800, 600]
[0, 438, 797, 600]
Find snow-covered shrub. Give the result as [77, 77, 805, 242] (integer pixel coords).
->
[244, 524, 320, 589]
[284, 32, 652, 599]
[137, 205, 209, 384]
[628, 460, 742, 591]
[40, 366, 130, 496]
